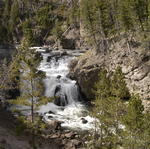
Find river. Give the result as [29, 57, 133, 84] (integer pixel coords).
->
[36, 47, 95, 130]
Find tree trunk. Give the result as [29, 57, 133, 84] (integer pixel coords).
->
[31, 79, 34, 123]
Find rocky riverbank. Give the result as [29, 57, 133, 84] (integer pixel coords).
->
[0, 105, 86, 149]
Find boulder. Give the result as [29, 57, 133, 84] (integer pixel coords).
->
[48, 115, 53, 119]
[65, 132, 75, 139]
[47, 56, 51, 62]
[48, 111, 55, 114]
[54, 85, 68, 106]
[60, 50, 68, 56]
[71, 139, 82, 146]
[57, 75, 62, 79]
[47, 120, 61, 130]
[81, 118, 88, 124]
[54, 95, 68, 106]
[60, 38, 75, 50]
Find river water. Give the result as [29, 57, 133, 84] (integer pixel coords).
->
[36, 47, 95, 130]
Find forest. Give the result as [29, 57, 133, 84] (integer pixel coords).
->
[0, 0, 150, 149]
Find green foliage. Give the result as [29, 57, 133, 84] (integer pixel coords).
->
[1, 0, 150, 45]
[51, 20, 63, 40]
[122, 94, 150, 149]
[80, 0, 98, 46]
[90, 68, 128, 148]
[119, 0, 134, 32]
[89, 67, 150, 148]
[0, 59, 16, 100]
[9, 1, 19, 33]
[95, 0, 115, 37]
[111, 66, 130, 100]
[132, 0, 149, 31]
[22, 19, 35, 45]
[37, 96, 54, 106]
[67, 0, 80, 25]
[93, 69, 111, 99]
[14, 115, 47, 137]
[79, 0, 150, 51]
[3, 0, 11, 24]
[0, 21, 9, 43]
[9, 39, 51, 149]
[35, 4, 53, 30]
[15, 116, 27, 136]
[123, 94, 144, 131]
[10, 39, 46, 124]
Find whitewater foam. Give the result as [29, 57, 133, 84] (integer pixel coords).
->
[38, 48, 96, 130]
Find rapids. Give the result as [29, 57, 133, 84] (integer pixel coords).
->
[37, 47, 95, 130]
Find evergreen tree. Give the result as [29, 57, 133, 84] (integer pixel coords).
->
[132, 0, 149, 31]
[95, 0, 115, 38]
[67, 0, 80, 26]
[0, 59, 9, 101]
[142, 113, 150, 148]
[119, 0, 134, 32]
[0, 20, 8, 43]
[95, 0, 116, 53]
[90, 68, 127, 148]
[9, 1, 19, 35]
[80, 0, 98, 48]
[35, 4, 52, 30]
[9, 39, 53, 148]
[123, 94, 145, 149]
[3, 0, 11, 25]
[111, 66, 130, 100]
[91, 69, 111, 148]
[11, 40, 45, 123]
[22, 19, 35, 45]
[2, 0, 12, 41]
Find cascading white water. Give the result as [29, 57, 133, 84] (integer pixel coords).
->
[37, 48, 95, 130]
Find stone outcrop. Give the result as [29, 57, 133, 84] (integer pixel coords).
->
[0, 45, 16, 60]
[69, 39, 150, 109]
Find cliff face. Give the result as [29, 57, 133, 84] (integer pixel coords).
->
[69, 38, 150, 109]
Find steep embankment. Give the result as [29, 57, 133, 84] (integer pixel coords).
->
[69, 38, 150, 110]
[0, 107, 31, 149]
[0, 106, 84, 149]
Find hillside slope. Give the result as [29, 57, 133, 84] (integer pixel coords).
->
[69, 37, 150, 110]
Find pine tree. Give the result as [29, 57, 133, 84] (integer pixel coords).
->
[95, 0, 115, 38]
[0, 20, 8, 43]
[2, 0, 12, 41]
[80, 0, 98, 48]
[11, 40, 46, 123]
[123, 94, 145, 149]
[142, 113, 150, 148]
[3, 0, 11, 25]
[111, 66, 130, 100]
[132, 0, 149, 31]
[68, 0, 80, 26]
[91, 68, 127, 148]
[0, 59, 9, 101]
[91, 69, 112, 148]
[95, 0, 116, 53]
[119, 0, 134, 32]
[22, 19, 35, 45]
[35, 4, 52, 30]
[9, 1, 19, 35]
[9, 39, 53, 148]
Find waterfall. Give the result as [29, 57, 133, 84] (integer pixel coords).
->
[38, 51, 82, 106]
[37, 48, 95, 130]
